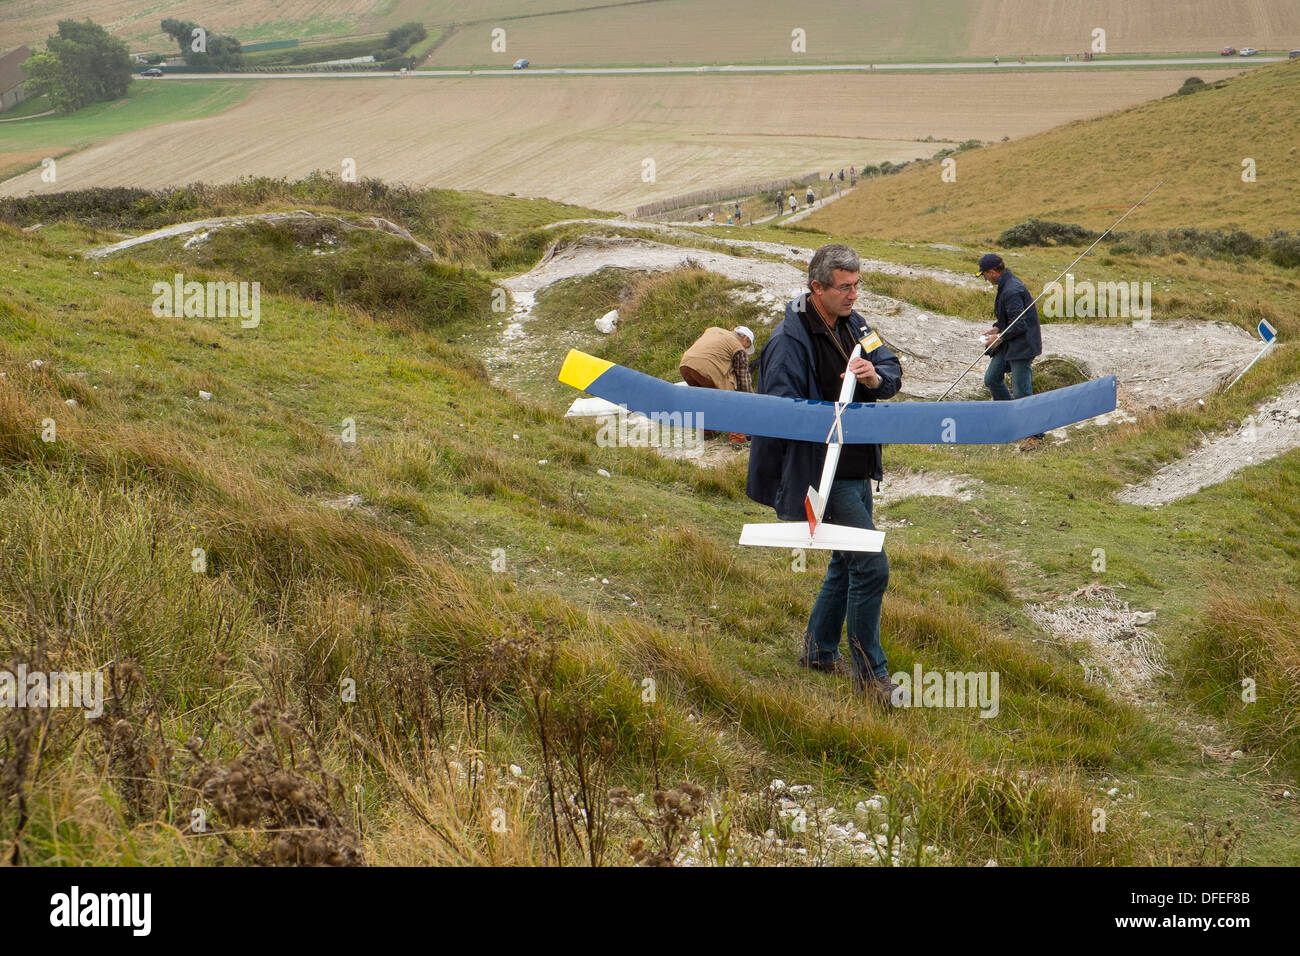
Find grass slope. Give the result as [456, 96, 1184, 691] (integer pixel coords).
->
[0, 180, 1296, 865]
[809, 62, 1300, 240]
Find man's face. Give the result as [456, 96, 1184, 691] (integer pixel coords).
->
[979, 267, 1002, 285]
[811, 269, 860, 317]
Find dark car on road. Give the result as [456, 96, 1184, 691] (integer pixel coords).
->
[1220, 47, 1237, 56]
[512, 58, 529, 70]
[141, 67, 164, 76]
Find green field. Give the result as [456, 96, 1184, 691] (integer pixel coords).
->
[0, 80, 254, 180]
[0, 95, 53, 120]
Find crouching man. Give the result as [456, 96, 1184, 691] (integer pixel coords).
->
[745, 244, 903, 704]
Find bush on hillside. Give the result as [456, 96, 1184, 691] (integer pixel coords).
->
[999, 219, 1099, 247]
[1111, 227, 1260, 260]
[1265, 231, 1300, 269]
[1172, 76, 1226, 97]
[386, 22, 427, 50]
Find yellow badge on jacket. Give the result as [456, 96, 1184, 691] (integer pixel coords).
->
[859, 330, 883, 353]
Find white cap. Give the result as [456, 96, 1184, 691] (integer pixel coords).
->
[734, 326, 756, 356]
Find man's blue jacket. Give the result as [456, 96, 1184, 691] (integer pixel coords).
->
[988, 269, 1043, 362]
[745, 294, 903, 521]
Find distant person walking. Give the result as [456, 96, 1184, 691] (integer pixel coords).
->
[789, 194, 798, 213]
[775, 193, 786, 216]
[976, 253, 1044, 443]
[806, 186, 816, 206]
[849, 165, 857, 186]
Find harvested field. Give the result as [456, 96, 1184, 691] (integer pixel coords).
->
[8, 0, 1299, 57]
[1, 71, 1201, 213]
[427, 0, 1300, 66]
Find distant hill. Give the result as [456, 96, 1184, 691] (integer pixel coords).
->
[808, 61, 1300, 241]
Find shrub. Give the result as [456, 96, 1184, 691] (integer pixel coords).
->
[999, 219, 1099, 247]
[386, 22, 427, 50]
[1265, 231, 1300, 269]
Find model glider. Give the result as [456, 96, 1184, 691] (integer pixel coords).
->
[559, 344, 1116, 553]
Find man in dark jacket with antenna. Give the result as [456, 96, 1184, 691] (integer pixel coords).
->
[978, 252, 1044, 441]
[746, 244, 903, 703]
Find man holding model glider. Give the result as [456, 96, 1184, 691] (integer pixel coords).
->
[746, 244, 903, 704]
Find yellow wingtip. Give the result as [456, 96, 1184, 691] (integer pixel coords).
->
[558, 349, 615, 391]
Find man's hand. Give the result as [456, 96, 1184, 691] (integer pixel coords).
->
[982, 327, 1000, 347]
[844, 356, 881, 388]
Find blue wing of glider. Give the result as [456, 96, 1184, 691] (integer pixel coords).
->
[559, 349, 1116, 444]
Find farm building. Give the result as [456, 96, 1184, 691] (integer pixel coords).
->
[0, 45, 31, 113]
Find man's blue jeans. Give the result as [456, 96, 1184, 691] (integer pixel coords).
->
[804, 479, 890, 681]
[984, 353, 1034, 400]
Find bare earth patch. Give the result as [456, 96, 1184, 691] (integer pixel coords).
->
[82, 210, 433, 260]
[874, 468, 980, 505]
[498, 233, 1260, 413]
[854, 289, 1259, 406]
[1116, 382, 1300, 506]
[1026, 584, 1167, 702]
[537, 221, 985, 288]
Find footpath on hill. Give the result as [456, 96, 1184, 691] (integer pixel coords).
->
[495, 231, 1259, 409]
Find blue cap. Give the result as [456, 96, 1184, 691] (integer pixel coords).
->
[976, 253, 1004, 276]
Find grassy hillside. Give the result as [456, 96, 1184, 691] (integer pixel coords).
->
[810, 61, 1300, 241]
[1, 180, 1297, 866]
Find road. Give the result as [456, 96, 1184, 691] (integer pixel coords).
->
[151, 56, 1281, 81]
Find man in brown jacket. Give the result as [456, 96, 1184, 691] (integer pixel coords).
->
[680, 325, 755, 441]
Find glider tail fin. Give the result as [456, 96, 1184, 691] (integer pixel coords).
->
[804, 486, 825, 535]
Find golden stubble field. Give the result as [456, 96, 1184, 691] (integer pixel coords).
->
[5, 0, 1298, 58]
[0, 71, 1213, 212]
[428, 0, 1300, 66]
[0, 0, 607, 48]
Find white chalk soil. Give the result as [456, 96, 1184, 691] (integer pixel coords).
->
[853, 287, 1259, 407]
[1117, 382, 1300, 506]
[1026, 584, 1167, 703]
[874, 468, 980, 505]
[82, 210, 434, 259]
[534, 219, 983, 288]
[496, 233, 1260, 415]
